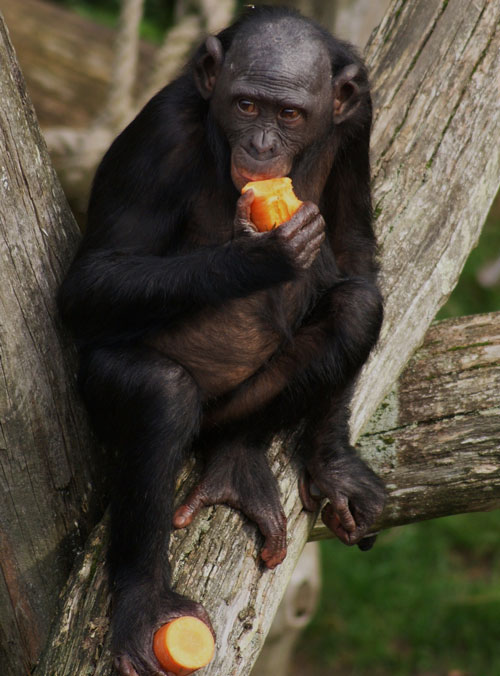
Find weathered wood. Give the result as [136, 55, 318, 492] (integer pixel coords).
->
[250, 542, 321, 676]
[0, 12, 106, 675]
[311, 311, 500, 539]
[351, 0, 500, 437]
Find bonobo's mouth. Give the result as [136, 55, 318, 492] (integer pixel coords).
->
[230, 151, 291, 192]
[231, 163, 284, 192]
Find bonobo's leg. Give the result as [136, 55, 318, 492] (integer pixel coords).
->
[206, 278, 383, 428]
[298, 385, 385, 550]
[173, 427, 287, 569]
[206, 278, 385, 548]
[294, 280, 386, 548]
[79, 346, 208, 676]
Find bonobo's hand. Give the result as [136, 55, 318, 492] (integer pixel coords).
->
[235, 190, 325, 270]
[112, 586, 214, 676]
[300, 451, 386, 550]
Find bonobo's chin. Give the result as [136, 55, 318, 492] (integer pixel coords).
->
[230, 161, 291, 192]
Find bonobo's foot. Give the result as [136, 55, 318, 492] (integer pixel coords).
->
[299, 449, 385, 550]
[173, 445, 287, 569]
[112, 585, 213, 676]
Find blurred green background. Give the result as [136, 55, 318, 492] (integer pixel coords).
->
[44, 2, 500, 673]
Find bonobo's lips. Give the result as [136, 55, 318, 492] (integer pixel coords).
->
[230, 150, 292, 192]
[231, 163, 284, 192]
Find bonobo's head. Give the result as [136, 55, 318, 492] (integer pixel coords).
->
[193, 8, 369, 192]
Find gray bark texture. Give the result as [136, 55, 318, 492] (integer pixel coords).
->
[0, 0, 499, 674]
[312, 310, 500, 540]
[0, 13, 107, 675]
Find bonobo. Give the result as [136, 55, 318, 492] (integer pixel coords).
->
[59, 6, 385, 675]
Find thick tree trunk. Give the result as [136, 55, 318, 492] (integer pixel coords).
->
[1, 0, 500, 674]
[351, 0, 500, 438]
[0, 13, 106, 675]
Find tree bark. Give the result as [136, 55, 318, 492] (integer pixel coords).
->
[312, 311, 500, 540]
[0, 13, 106, 675]
[2, 0, 500, 674]
[350, 0, 500, 438]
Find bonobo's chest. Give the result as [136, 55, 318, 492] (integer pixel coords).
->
[180, 190, 236, 248]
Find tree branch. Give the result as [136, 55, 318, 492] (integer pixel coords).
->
[0, 11, 106, 675]
[36, 309, 500, 675]
[312, 311, 500, 540]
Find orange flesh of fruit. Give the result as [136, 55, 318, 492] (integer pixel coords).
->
[153, 616, 215, 675]
[241, 177, 303, 232]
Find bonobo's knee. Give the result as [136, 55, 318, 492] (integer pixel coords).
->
[78, 347, 200, 443]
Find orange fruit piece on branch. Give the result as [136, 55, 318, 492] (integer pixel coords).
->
[153, 616, 215, 675]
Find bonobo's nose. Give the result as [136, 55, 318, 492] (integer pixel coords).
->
[249, 130, 277, 159]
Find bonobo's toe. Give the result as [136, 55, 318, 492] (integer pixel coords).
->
[358, 534, 378, 551]
[298, 472, 322, 513]
[114, 655, 141, 676]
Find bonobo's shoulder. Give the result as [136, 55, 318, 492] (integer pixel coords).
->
[90, 74, 205, 212]
[104, 75, 200, 167]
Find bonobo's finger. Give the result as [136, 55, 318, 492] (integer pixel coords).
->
[278, 201, 321, 239]
[234, 190, 256, 230]
[285, 214, 325, 253]
[113, 655, 140, 676]
[261, 509, 288, 569]
[239, 498, 288, 569]
[172, 486, 209, 528]
[298, 473, 322, 512]
[261, 533, 287, 569]
[258, 514, 288, 569]
[295, 231, 325, 269]
[321, 499, 368, 546]
[115, 651, 166, 676]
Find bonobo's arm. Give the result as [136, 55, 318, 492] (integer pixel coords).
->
[59, 193, 324, 344]
[59, 234, 292, 342]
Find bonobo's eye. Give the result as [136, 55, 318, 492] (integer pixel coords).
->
[237, 99, 257, 115]
[279, 108, 302, 121]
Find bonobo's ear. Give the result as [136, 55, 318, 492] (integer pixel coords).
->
[332, 64, 362, 124]
[194, 36, 225, 100]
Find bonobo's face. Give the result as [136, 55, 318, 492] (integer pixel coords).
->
[197, 22, 335, 191]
